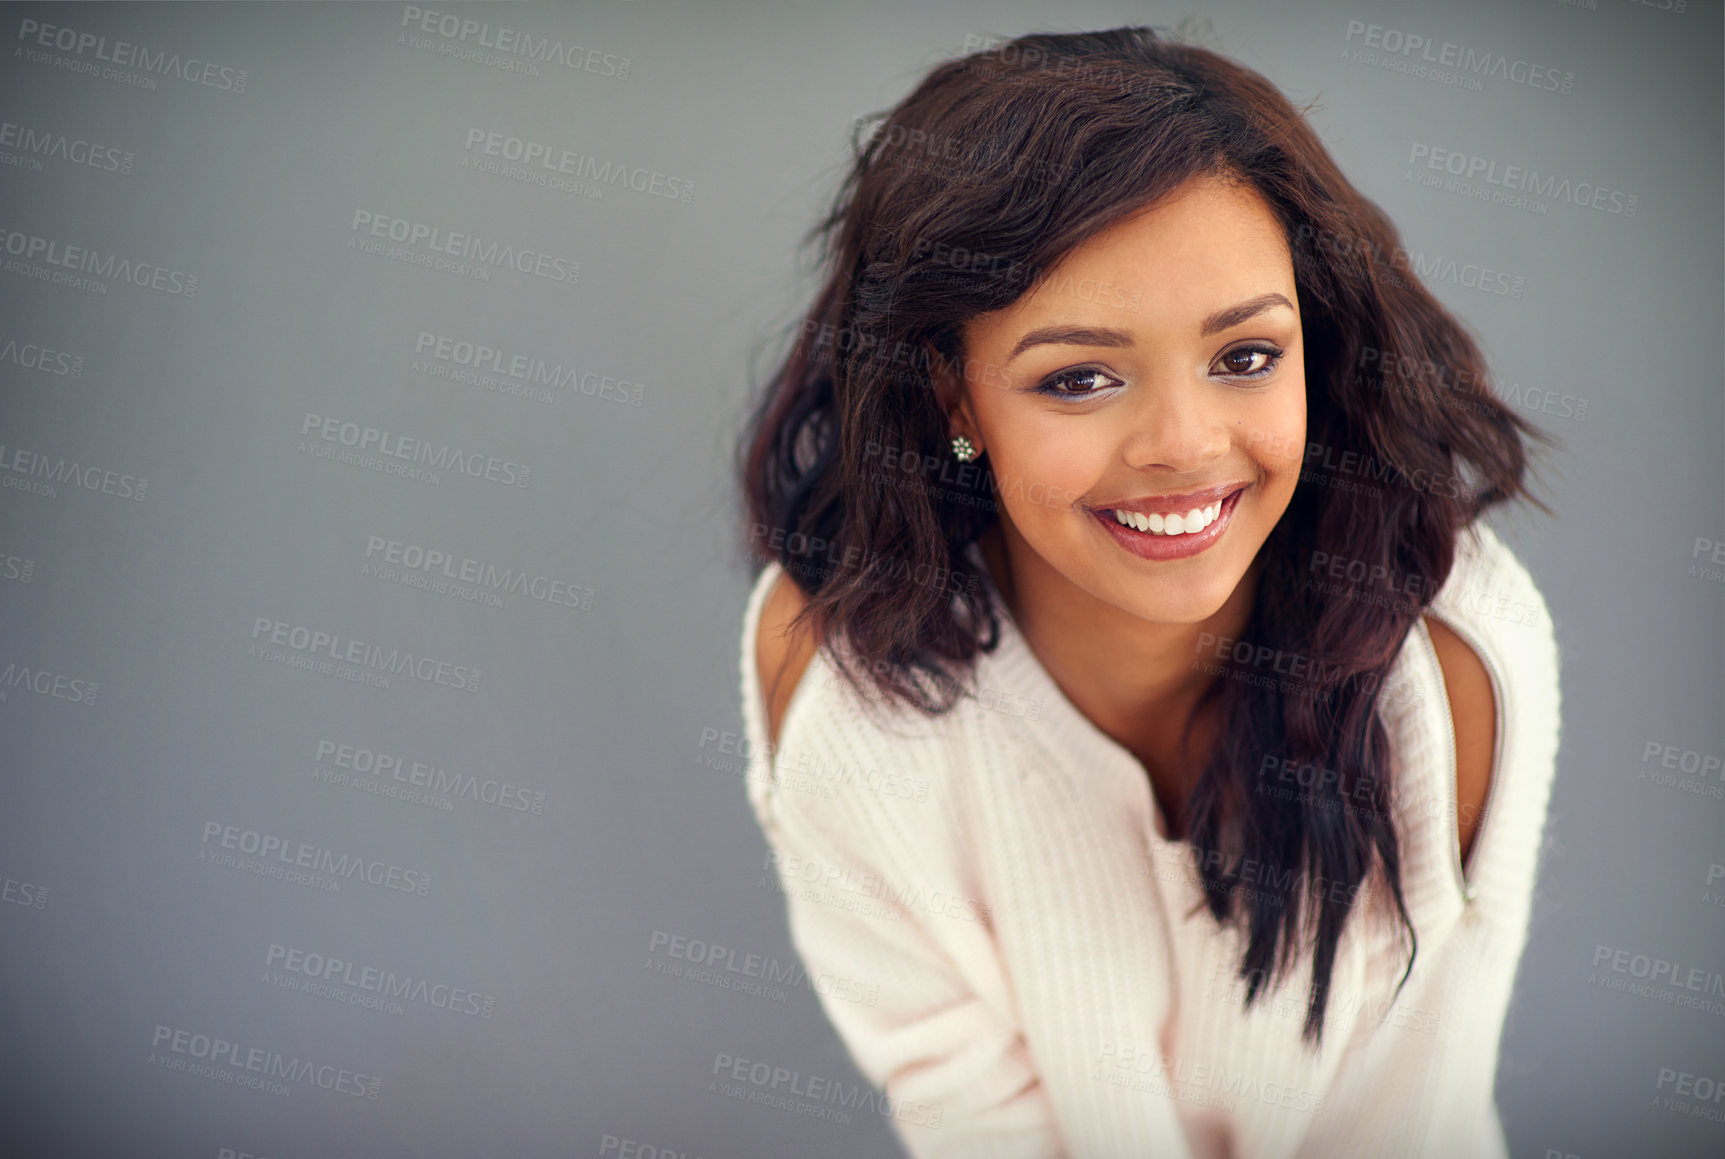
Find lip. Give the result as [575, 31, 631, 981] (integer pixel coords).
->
[1092, 483, 1249, 562]
[1096, 482, 1252, 518]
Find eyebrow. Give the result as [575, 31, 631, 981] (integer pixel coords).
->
[1004, 292, 1297, 365]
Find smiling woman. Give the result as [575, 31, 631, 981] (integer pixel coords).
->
[735, 25, 1561, 1159]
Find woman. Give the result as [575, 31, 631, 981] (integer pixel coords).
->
[734, 26, 1562, 1159]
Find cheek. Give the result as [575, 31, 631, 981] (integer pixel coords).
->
[998, 418, 1099, 499]
[1243, 375, 1307, 478]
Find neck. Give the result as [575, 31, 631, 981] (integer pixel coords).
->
[977, 519, 1261, 833]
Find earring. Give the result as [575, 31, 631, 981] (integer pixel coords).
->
[950, 434, 979, 462]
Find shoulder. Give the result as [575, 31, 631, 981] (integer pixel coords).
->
[1435, 524, 1559, 651]
[1427, 521, 1560, 706]
[755, 568, 821, 751]
[744, 569, 970, 892]
[1421, 616, 1495, 866]
[1422, 520, 1563, 871]
[748, 566, 956, 782]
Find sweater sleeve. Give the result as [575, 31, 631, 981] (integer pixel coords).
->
[748, 698, 1068, 1159]
[1290, 523, 1561, 1159]
[1283, 934, 1513, 1159]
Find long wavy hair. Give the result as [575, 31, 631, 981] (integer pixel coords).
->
[735, 26, 1556, 1050]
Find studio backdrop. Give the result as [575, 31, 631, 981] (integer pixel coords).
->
[0, 1, 1720, 1157]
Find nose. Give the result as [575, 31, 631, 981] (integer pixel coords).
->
[1119, 374, 1232, 474]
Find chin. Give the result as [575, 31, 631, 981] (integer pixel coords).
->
[1096, 556, 1247, 625]
[1129, 587, 1239, 626]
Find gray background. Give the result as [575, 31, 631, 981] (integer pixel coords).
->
[0, 0, 1719, 1156]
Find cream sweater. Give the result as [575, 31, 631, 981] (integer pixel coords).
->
[739, 521, 1561, 1159]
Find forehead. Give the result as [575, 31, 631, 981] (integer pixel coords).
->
[978, 174, 1294, 333]
[1074, 175, 1287, 270]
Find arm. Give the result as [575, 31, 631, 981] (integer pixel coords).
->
[1424, 615, 1496, 871]
[1293, 532, 1561, 1159]
[749, 706, 1067, 1158]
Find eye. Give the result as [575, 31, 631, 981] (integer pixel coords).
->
[1031, 366, 1123, 400]
[1215, 343, 1285, 381]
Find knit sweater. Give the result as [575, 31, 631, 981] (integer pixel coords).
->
[739, 521, 1561, 1159]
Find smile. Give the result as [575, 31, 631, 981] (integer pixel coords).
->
[1106, 502, 1221, 536]
[1092, 485, 1248, 561]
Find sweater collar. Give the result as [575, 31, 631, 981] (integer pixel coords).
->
[958, 538, 1433, 853]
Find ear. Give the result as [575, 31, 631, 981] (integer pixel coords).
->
[926, 343, 979, 444]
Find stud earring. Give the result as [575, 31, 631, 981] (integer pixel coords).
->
[950, 434, 979, 462]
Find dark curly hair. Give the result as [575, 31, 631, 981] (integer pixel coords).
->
[735, 25, 1556, 1050]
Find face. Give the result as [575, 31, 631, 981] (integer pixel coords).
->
[936, 173, 1306, 626]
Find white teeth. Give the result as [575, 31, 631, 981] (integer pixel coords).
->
[1112, 500, 1222, 536]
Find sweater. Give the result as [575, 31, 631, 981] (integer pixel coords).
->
[739, 520, 1562, 1159]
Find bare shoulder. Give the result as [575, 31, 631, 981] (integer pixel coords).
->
[1423, 615, 1498, 869]
[756, 570, 821, 749]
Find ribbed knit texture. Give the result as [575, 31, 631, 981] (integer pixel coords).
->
[739, 521, 1562, 1159]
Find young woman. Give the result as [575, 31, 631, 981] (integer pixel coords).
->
[734, 27, 1562, 1159]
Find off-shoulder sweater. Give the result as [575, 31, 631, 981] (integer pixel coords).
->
[739, 521, 1562, 1159]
